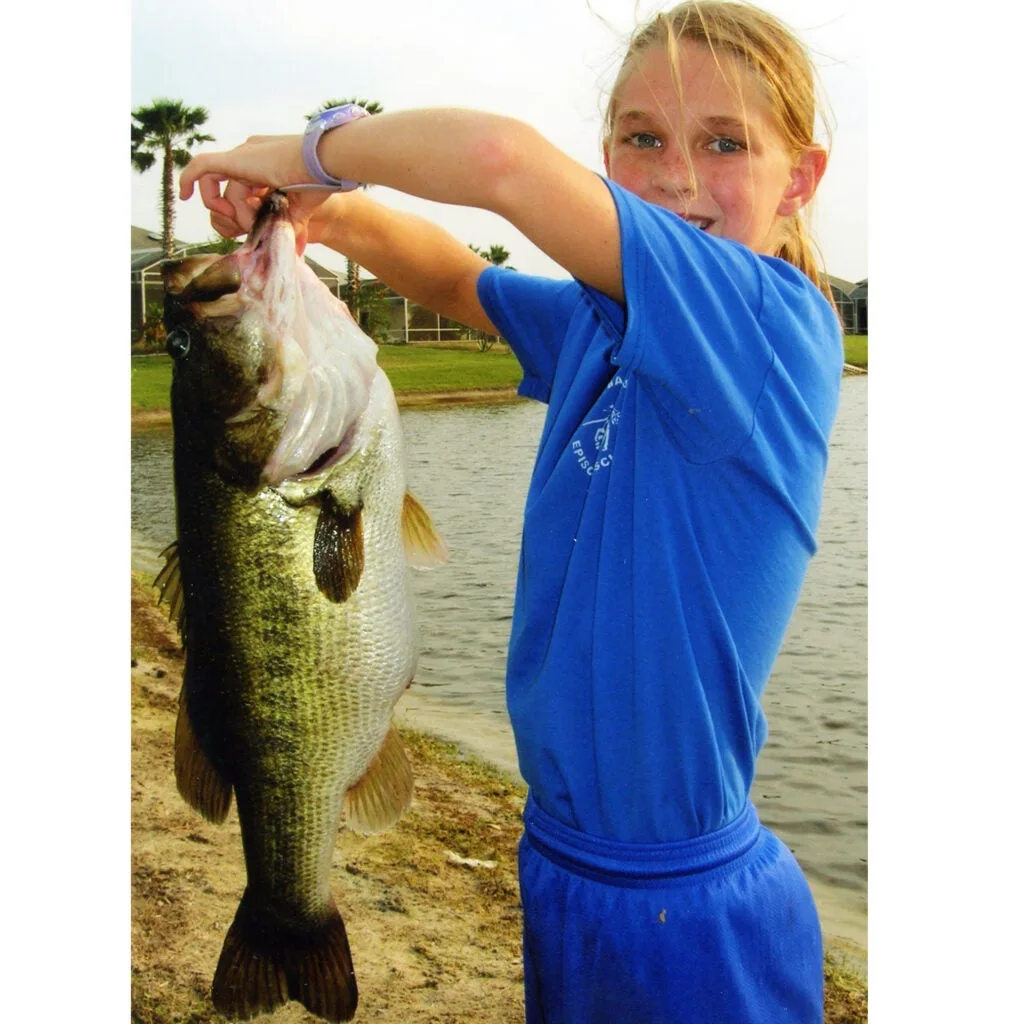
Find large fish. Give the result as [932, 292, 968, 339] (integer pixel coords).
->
[154, 192, 446, 1022]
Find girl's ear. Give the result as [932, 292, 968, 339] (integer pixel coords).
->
[602, 141, 612, 177]
[777, 146, 828, 217]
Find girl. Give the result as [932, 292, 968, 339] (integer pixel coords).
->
[180, 3, 842, 1021]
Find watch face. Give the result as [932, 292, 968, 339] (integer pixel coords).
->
[303, 105, 369, 190]
[315, 104, 367, 131]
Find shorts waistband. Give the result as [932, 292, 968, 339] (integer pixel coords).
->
[522, 798, 761, 885]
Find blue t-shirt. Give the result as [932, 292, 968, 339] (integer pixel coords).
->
[477, 178, 842, 843]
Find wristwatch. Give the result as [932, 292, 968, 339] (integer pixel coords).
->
[302, 103, 371, 190]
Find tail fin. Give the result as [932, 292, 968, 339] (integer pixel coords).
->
[211, 889, 358, 1022]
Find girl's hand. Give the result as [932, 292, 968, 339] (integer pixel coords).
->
[179, 134, 307, 206]
[206, 180, 264, 239]
[181, 134, 332, 250]
[183, 136, 337, 255]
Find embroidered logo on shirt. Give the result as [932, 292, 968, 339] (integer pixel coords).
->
[569, 375, 628, 476]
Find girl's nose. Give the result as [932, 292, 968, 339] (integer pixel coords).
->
[653, 150, 696, 198]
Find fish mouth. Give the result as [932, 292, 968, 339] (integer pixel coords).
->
[248, 191, 292, 247]
[226, 187, 379, 490]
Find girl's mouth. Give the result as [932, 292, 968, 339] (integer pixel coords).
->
[682, 216, 714, 233]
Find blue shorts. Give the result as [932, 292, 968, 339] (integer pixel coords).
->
[518, 799, 823, 1024]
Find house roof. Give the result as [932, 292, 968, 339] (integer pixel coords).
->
[824, 274, 857, 295]
[132, 225, 164, 249]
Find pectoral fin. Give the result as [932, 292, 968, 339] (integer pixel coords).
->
[401, 491, 448, 567]
[313, 495, 364, 603]
[153, 540, 188, 646]
[175, 686, 232, 824]
[343, 725, 414, 834]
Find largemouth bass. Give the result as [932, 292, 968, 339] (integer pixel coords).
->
[155, 192, 446, 1022]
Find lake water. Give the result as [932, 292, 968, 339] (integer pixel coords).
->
[131, 377, 867, 945]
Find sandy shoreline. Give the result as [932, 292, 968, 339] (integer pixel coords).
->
[131, 576, 866, 1022]
[393, 689, 868, 954]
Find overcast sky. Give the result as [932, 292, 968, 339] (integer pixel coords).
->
[131, 0, 867, 283]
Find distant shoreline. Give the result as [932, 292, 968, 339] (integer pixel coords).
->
[131, 370, 866, 430]
[131, 387, 524, 430]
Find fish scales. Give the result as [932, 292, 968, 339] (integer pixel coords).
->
[158, 192, 445, 1022]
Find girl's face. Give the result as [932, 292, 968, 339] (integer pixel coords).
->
[604, 40, 824, 255]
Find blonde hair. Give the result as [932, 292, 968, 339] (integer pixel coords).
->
[604, 1, 835, 304]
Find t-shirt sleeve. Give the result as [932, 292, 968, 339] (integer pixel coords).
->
[477, 266, 575, 403]
[602, 178, 775, 462]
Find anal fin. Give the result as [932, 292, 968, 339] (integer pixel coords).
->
[402, 491, 448, 567]
[212, 890, 357, 1023]
[314, 494, 364, 603]
[175, 687, 232, 824]
[344, 724, 414, 834]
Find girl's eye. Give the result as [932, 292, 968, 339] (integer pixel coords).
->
[626, 132, 662, 150]
[706, 136, 744, 154]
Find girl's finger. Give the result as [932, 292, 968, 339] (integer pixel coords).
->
[197, 174, 233, 216]
[179, 157, 215, 200]
[223, 182, 261, 233]
[210, 213, 243, 239]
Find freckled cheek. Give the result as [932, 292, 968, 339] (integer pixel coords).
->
[710, 170, 759, 219]
[609, 157, 648, 194]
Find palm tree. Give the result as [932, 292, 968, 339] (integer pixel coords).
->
[484, 244, 512, 268]
[132, 99, 214, 258]
[465, 245, 516, 350]
[469, 243, 514, 269]
[306, 99, 385, 324]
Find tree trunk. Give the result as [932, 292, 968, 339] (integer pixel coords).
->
[346, 257, 361, 324]
[161, 138, 175, 258]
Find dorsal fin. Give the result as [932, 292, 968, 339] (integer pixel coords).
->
[401, 492, 448, 567]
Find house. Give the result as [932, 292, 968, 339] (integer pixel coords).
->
[822, 274, 868, 335]
[131, 227, 345, 340]
[849, 279, 868, 334]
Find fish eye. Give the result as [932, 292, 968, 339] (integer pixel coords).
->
[166, 328, 191, 360]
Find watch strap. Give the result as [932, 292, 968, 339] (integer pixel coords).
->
[302, 103, 370, 190]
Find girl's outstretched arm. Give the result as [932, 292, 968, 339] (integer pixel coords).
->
[308, 191, 501, 336]
[179, 109, 624, 304]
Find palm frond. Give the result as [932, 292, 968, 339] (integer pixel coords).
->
[132, 151, 156, 173]
[306, 97, 385, 119]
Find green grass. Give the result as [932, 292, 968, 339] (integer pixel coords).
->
[131, 346, 523, 411]
[133, 335, 868, 413]
[377, 344, 522, 393]
[843, 335, 867, 368]
[132, 354, 174, 410]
